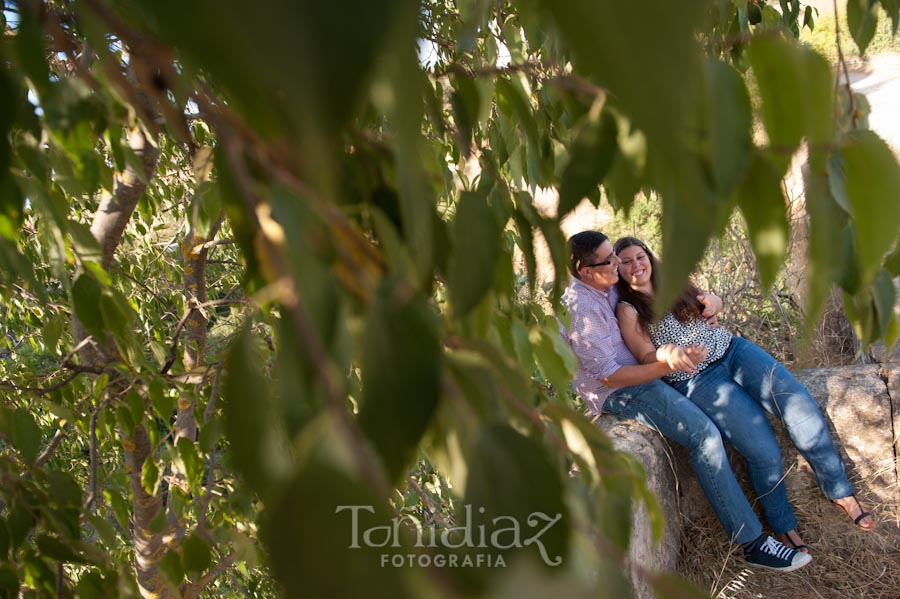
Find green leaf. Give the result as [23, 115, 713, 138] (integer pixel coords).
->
[496, 76, 540, 159]
[181, 534, 212, 574]
[604, 112, 647, 213]
[885, 245, 900, 276]
[369, 205, 417, 283]
[847, 0, 879, 55]
[451, 75, 480, 157]
[464, 424, 569, 567]
[150, 379, 175, 423]
[377, 39, 437, 287]
[46, 471, 82, 508]
[704, 59, 753, 196]
[159, 548, 184, 586]
[535, 215, 570, 305]
[265, 451, 413, 599]
[423, 77, 446, 136]
[747, 35, 805, 161]
[103, 490, 131, 532]
[14, 5, 51, 94]
[358, 278, 442, 484]
[446, 350, 504, 420]
[512, 197, 538, 289]
[85, 513, 119, 548]
[836, 130, 900, 286]
[134, 0, 417, 143]
[804, 5, 816, 30]
[224, 325, 289, 499]
[883, 0, 900, 34]
[100, 288, 137, 349]
[198, 418, 224, 453]
[529, 326, 577, 394]
[800, 48, 835, 154]
[7, 501, 35, 550]
[176, 437, 204, 490]
[116, 405, 135, 438]
[35, 534, 84, 563]
[141, 457, 159, 496]
[0, 566, 18, 599]
[41, 312, 64, 354]
[649, 572, 710, 599]
[74, 570, 106, 599]
[0, 408, 42, 463]
[760, 4, 782, 28]
[558, 110, 618, 217]
[735, 152, 790, 289]
[72, 273, 105, 338]
[596, 464, 633, 550]
[448, 191, 502, 318]
[872, 268, 897, 339]
[803, 168, 847, 323]
[0, 522, 8, 559]
[191, 182, 222, 239]
[538, 0, 706, 173]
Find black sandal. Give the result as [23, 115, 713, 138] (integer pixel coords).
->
[776, 530, 809, 553]
[832, 495, 875, 530]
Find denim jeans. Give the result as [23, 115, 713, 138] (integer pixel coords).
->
[602, 379, 762, 545]
[672, 336, 853, 534]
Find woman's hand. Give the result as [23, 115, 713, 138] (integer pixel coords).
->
[656, 343, 707, 372]
[684, 343, 708, 365]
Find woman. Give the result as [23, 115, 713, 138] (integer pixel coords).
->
[612, 236, 875, 552]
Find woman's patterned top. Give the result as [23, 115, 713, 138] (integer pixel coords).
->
[621, 301, 733, 383]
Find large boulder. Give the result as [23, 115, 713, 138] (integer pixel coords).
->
[595, 418, 681, 599]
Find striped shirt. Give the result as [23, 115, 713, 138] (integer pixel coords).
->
[560, 278, 639, 415]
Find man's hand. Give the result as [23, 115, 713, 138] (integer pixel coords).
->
[656, 343, 707, 373]
[697, 293, 723, 326]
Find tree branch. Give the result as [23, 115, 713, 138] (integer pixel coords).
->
[218, 129, 391, 498]
[184, 552, 236, 599]
[833, 0, 857, 129]
[159, 299, 247, 375]
[84, 388, 116, 510]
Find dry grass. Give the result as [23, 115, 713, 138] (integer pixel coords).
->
[679, 477, 900, 599]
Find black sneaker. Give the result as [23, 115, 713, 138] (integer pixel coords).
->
[744, 536, 812, 572]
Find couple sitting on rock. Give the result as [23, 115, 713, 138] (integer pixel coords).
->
[560, 231, 875, 573]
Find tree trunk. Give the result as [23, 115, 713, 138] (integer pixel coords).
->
[785, 147, 862, 365]
[73, 123, 172, 598]
[174, 228, 210, 444]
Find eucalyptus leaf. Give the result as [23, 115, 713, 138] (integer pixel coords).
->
[735, 152, 789, 289]
[558, 110, 618, 217]
[448, 191, 502, 318]
[847, 0, 879, 55]
[181, 534, 212, 574]
[464, 424, 569, 568]
[358, 278, 442, 484]
[704, 60, 753, 196]
[836, 130, 900, 286]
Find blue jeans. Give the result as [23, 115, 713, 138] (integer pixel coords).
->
[672, 336, 853, 534]
[602, 379, 762, 545]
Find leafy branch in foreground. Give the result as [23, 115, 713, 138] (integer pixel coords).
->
[1, 1, 899, 598]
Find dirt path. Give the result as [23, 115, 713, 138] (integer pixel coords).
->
[849, 54, 900, 152]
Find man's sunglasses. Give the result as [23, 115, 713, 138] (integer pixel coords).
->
[580, 251, 616, 269]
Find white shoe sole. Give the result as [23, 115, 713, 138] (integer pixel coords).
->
[746, 551, 812, 572]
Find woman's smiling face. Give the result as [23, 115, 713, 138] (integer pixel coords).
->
[617, 244, 652, 289]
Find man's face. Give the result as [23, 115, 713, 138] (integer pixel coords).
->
[577, 241, 621, 290]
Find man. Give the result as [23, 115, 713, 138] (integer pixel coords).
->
[560, 230, 810, 572]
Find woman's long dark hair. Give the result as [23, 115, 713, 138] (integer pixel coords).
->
[613, 237, 704, 330]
